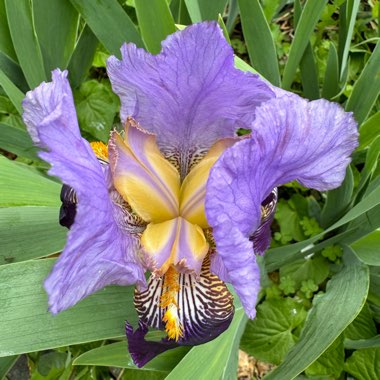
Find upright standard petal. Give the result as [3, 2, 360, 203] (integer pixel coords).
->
[22, 70, 146, 313]
[206, 95, 358, 317]
[107, 22, 273, 177]
[108, 119, 180, 223]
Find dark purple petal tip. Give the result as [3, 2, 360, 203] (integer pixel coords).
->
[125, 320, 178, 368]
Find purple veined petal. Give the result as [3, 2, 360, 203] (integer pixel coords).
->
[107, 22, 274, 177]
[206, 95, 358, 317]
[22, 69, 146, 313]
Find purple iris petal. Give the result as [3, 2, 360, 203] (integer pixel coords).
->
[206, 95, 358, 317]
[107, 22, 273, 177]
[22, 69, 146, 314]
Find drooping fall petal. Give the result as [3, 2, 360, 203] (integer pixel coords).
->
[206, 95, 358, 317]
[22, 69, 146, 313]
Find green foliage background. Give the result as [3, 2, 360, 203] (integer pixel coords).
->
[0, 0, 379, 379]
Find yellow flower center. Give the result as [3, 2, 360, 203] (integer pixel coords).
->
[106, 120, 235, 340]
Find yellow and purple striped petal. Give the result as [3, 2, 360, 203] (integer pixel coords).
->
[108, 119, 180, 223]
[140, 217, 209, 276]
[179, 138, 237, 228]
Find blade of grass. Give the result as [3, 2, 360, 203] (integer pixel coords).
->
[67, 25, 99, 88]
[282, 0, 327, 90]
[0, 52, 28, 93]
[218, 14, 231, 44]
[345, 41, 380, 125]
[322, 42, 340, 99]
[184, 0, 227, 22]
[338, 0, 360, 81]
[0, 0, 16, 61]
[69, 0, 143, 56]
[74, 341, 189, 371]
[320, 166, 354, 228]
[170, 0, 192, 25]
[33, 0, 79, 74]
[4, 0, 46, 88]
[0, 69, 24, 114]
[134, 0, 176, 54]
[294, 0, 319, 99]
[0, 355, 18, 379]
[238, 0, 280, 86]
[226, 0, 239, 33]
[358, 111, 380, 151]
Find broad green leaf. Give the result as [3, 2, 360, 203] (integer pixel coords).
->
[238, 0, 280, 86]
[0, 123, 41, 162]
[345, 335, 380, 350]
[280, 255, 329, 288]
[74, 341, 189, 373]
[338, 0, 360, 81]
[0, 206, 66, 265]
[351, 230, 380, 266]
[74, 80, 119, 142]
[0, 156, 60, 206]
[34, 351, 69, 379]
[346, 41, 380, 125]
[265, 248, 369, 379]
[0, 259, 137, 356]
[4, 0, 46, 88]
[344, 304, 377, 341]
[0, 0, 16, 61]
[33, 0, 79, 74]
[320, 166, 354, 228]
[305, 335, 344, 378]
[274, 199, 307, 244]
[135, 0, 176, 54]
[166, 307, 247, 380]
[282, 0, 327, 90]
[358, 111, 380, 151]
[69, 0, 143, 56]
[266, 182, 380, 271]
[294, 0, 319, 100]
[240, 299, 307, 365]
[184, 0, 227, 22]
[344, 348, 380, 380]
[0, 69, 24, 114]
[322, 42, 339, 99]
[67, 25, 99, 88]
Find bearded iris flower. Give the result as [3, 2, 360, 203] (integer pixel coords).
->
[22, 22, 358, 367]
